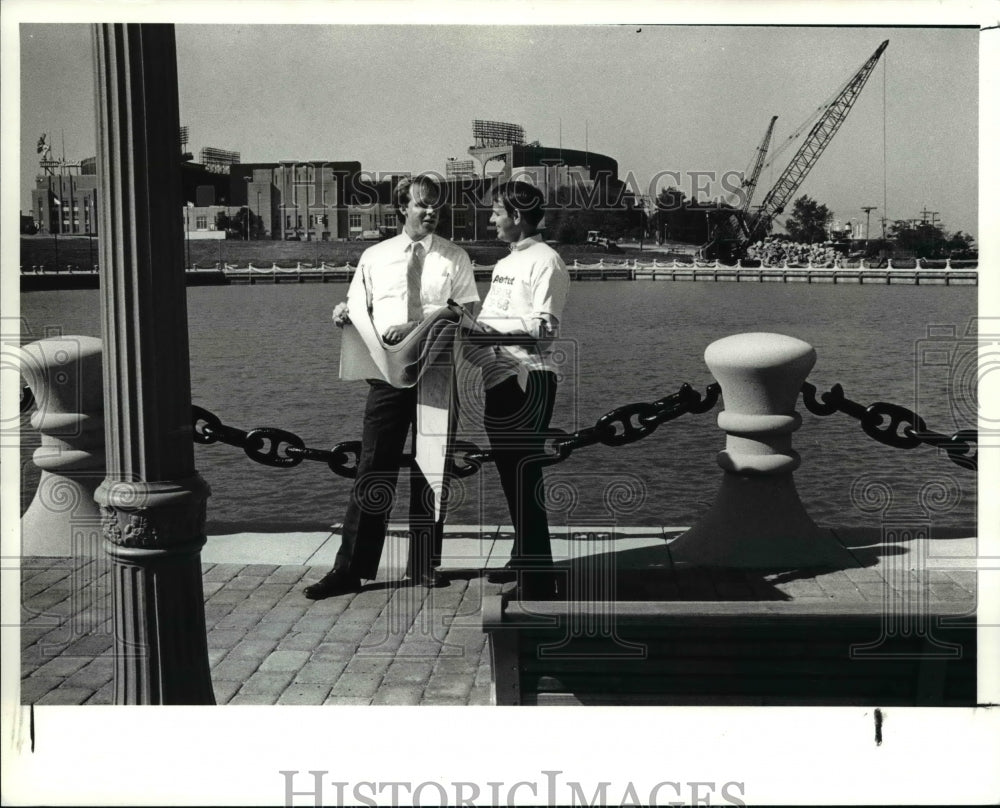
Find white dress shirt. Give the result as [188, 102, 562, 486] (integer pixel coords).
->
[348, 233, 480, 335]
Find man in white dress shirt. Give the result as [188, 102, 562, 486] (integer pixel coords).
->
[305, 175, 480, 599]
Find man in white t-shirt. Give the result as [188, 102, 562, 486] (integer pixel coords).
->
[304, 176, 480, 599]
[475, 180, 570, 599]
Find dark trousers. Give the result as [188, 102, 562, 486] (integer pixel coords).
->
[334, 380, 442, 580]
[484, 371, 558, 568]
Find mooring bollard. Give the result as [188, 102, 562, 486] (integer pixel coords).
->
[19, 335, 105, 556]
[668, 332, 854, 568]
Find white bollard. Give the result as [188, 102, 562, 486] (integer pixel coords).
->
[19, 335, 105, 556]
[669, 332, 854, 569]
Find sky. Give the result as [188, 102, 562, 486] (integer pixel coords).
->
[16, 22, 980, 238]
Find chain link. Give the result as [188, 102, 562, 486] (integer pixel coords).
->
[801, 382, 977, 470]
[21, 385, 36, 415]
[190, 382, 722, 479]
[538, 382, 721, 465]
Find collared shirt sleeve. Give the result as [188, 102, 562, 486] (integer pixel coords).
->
[449, 249, 480, 305]
[346, 258, 369, 320]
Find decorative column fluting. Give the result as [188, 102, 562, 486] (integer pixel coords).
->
[92, 23, 214, 704]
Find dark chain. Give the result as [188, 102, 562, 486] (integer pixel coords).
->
[540, 382, 721, 464]
[801, 382, 977, 470]
[191, 382, 721, 478]
[193, 405, 361, 477]
[21, 385, 36, 415]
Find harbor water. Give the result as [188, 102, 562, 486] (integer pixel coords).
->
[19, 281, 978, 535]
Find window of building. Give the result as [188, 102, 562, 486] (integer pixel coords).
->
[349, 214, 362, 230]
[452, 208, 467, 228]
[296, 215, 303, 229]
[196, 216, 207, 229]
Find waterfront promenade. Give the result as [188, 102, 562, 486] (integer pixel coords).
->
[19, 523, 978, 707]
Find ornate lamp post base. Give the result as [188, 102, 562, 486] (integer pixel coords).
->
[98, 476, 214, 704]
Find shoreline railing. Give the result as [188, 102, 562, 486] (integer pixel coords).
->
[20, 255, 979, 286]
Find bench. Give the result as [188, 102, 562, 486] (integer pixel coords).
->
[481, 595, 976, 706]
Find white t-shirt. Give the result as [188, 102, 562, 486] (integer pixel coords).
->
[348, 232, 480, 334]
[476, 235, 570, 388]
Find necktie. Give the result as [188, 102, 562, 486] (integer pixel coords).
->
[407, 241, 425, 322]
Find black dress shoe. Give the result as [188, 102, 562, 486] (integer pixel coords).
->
[411, 569, 446, 588]
[303, 570, 361, 599]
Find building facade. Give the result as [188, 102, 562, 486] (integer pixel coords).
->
[28, 142, 618, 245]
[31, 171, 99, 235]
[182, 205, 240, 239]
[229, 161, 361, 241]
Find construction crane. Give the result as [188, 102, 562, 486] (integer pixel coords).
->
[701, 115, 778, 256]
[741, 115, 779, 215]
[703, 39, 889, 260]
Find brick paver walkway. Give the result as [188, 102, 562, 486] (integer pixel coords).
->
[20, 557, 503, 706]
[19, 530, 980, 706]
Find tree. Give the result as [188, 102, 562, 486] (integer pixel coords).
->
[889, 220, 941, 257]
[229, 207, 263, 240]
[784, 195, 832, 243]
[653, 187, 689, 243]
[888, 220, 976, 259]
[944, 230, 976, 259]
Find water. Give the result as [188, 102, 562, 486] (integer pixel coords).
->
[19, 281, 978, 534]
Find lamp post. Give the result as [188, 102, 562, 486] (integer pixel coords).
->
[93, 21, 213, 705]
[861, 206, 877, 250]
[185, 201, 193, 269]
[256, 190, 261, 239]
[85, 197, 95, 270]
[52, 197, 61, 271]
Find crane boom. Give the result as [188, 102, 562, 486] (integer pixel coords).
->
[696, 115, 779, 257]
[741, 115, 779, 214]
[746, 39, 889, 244]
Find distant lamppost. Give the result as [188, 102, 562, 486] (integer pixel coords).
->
[256, 190, 261, 240]
[185, 201, 193, 269]
[86, 198, 95, 270]
[861, 206, 877, 249]
[52, 197, 61, 271]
